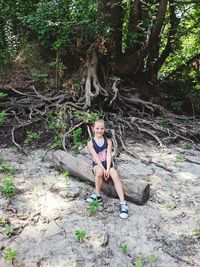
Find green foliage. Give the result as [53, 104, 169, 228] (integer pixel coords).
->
[0, 176, 16, 198]
[175, 154, 184, 164]
[72, 75, 84, 87]
[51, 135, 62, 149]
[0, 92, 8, 100]
[120, 243, 128, 254]
[72, 127, 83, 149]
[0, 111, 6, 125]
[26, 0, 98, 53]
[3, 224, 14, 237]
[0, 217, 6, 226]
[160, 4, 200, 79]
[60, 170, 70, 182]
[0, 49, 13, 72]
[24, 131, 40, 144]
[0, 164, 15, 175]
[132, 253, 158, 267]
[183, 142, 192, 150]
[0, 157, 15, 175]
[32, 72, 48, 84]
[73, 109, 100, 124]
[87, 199, 100, 214]
[4, 248, 17, 264]
[159, 4, 200, 113]
[0, 0, 199, 115]
[166, 203, 176, 211]
[134, 254, 143, 267]
[108, 75, 120, 82]
[46, 106, 69, 149]
[75, 230, 87, 242]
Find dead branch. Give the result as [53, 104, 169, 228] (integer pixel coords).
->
[62, 121, 84, 151]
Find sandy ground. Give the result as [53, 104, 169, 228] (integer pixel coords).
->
[0, 143, 200, 267]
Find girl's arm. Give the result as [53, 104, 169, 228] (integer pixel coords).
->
[87, 140, 106, 170]
[106, 139, 112, 172]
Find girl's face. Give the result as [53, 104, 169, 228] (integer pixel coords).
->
[93, 122, 105, 138]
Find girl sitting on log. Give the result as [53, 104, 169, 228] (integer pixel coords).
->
[86, 119, 128, 219]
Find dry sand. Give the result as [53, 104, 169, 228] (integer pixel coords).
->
[0, 143, 200, 267]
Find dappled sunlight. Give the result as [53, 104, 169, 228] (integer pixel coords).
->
[176, 171, 198, 181]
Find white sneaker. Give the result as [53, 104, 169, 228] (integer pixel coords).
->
[86, 194, 102, 203]
[119, 203, 128, 219]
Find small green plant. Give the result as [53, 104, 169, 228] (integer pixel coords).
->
[72, 127, 83, 149]
[120, 243, 128, 254]
[166, 203, 176, 211]
[1, 176, 16, 198]
[192, 218, 200, 235]
[4, 248, 17, 264]
[51, 135, 62, 149]
[0, 111, 6, 124]
[32, 72, 48, 84]
[183, 142, 192, 149]
[0, 217, 6, 226]
[0, 92, 8, 100]
[3, 224, 14, 237]
[60, 170, 70, 182]
[132, 253, 158, 267]
[74, 110, 100, 124]
[0, 164, 15, 175]
[175, 154, 184, 164]
[24, 131, 40, 144]
[72, 75, 84, 87]
[75, 230, 87, 242]
[87, 199, 100, 214]
[32, 186, 41, 195]
[134, 253, 143, 267]
[108, 75, 120, 81]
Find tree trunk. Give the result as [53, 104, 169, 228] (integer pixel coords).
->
[52, 150, 150, 205]
[145, 0, 168, 80]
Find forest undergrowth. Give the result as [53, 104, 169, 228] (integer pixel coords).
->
[0, 61, 200, 157]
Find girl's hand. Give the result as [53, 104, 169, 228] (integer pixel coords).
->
[104, 170, 110, 180]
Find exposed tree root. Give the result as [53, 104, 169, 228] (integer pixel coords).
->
[0, 58, 200, 160]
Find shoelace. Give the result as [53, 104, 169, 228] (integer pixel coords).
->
[120, 204, 128, 212]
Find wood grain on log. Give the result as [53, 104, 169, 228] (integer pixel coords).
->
[52, 150, 150, 205]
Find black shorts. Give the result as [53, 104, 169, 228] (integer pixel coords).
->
[92, 161, 113, 169]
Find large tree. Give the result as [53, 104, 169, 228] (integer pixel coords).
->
[0, 0, 200, 150]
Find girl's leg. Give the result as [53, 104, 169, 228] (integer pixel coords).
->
[93, 165, 104, 195]
[109, 168, 125, 202]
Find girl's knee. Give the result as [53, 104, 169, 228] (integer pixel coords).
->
[110, 168, 119, 181]
[95, 167, 104, 177]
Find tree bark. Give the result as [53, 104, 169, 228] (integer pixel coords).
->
[153, 0, 180, 74]
[145, 0, 168, 80]
[52, 150, 150, 205]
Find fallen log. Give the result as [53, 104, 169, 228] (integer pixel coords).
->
[52, 150, 150, 205]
